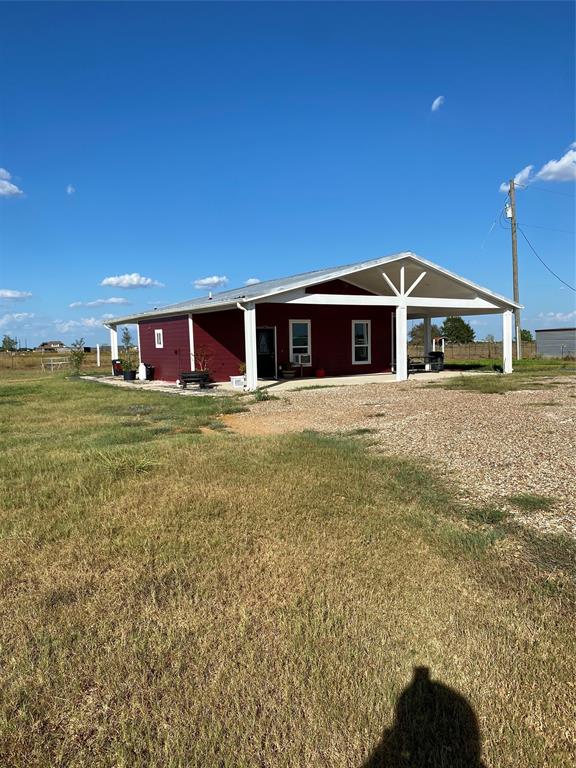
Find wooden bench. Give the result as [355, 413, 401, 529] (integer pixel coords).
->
[407, 356, 426, 373]
[178, 371, 211, 389]
[407, 354, 445, 374]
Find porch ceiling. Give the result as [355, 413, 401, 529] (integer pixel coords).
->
[338, 259, 507, 305]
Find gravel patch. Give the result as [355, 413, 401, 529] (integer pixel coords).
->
[225, 377, 576, 536]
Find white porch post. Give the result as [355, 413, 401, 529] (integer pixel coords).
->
[502, 310, 513, 374]
[188, 314, 195, 370]
[423, 317, 432, 355]
[242, 302, 258, 390]
[136, 323, 142, 365]
[109, 326, 118, 361]
[395, 304, 408, 381]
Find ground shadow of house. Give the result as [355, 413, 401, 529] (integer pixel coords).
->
[362, 666, 486, 768]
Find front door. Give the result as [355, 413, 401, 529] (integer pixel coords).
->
[256, 328, 276, 378]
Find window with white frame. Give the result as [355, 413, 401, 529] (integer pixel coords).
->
[289, 319, 311, 364]
[154, 329, 164, 349]
[352, 320, 371, 364]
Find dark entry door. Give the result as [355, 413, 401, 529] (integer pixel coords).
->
[256, 328, 276, 377]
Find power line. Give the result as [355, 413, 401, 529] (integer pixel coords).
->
[499, 206, 510, 230]
[517, 226, 576, 292]
[523, 184, 575, 200]
[481, 201, 509, 247]
[518, 222, 575, 235]
[496, 210, 574, 236]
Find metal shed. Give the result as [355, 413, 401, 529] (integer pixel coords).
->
[535, 327, 576, 358]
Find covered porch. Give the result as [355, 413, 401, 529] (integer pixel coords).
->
[237, 254, 518, 389]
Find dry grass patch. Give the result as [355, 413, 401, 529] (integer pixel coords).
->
[0, 377, 574, 767]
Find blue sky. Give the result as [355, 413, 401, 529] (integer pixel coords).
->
[1, 1, 574, 345]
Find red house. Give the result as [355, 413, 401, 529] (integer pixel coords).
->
[105, 252, 520, 388]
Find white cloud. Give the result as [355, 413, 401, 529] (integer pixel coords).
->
[499, 164, 534, 193]
[54, 314, 115, 333]
[500, 142, 576, 191]
[535, 144, 576, 183]
[537, 310, 576, 323]
[244, 278, 261, 286]
[100, 273, 164, 289]
[0, 289, 32, 300]
[69, 297, 129, 308]
[0, 312, 35, 328]
[0, 168, 23, 197]
[66, 184, 76, 196]
[193, 275, 229, 290]
[431, 95, 445, 112]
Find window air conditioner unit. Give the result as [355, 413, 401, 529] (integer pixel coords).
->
[293, 353, 311, 365]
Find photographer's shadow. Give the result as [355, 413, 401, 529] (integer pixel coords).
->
[362, 666, 486, 767]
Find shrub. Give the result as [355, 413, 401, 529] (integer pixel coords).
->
[69, 338, 87, 376]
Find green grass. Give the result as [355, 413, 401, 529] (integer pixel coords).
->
[252, 387, 280, 402]
[290, 383, 343, 391]
[464, 505, 508, 525]
[508, 493, 555, 512]
[428, 358, 576, 394]
[0, 374, 574, 767]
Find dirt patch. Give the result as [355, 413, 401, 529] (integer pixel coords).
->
[222, 412, 296, 436]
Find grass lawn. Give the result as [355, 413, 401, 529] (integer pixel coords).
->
[0, 373, 574, 767]
[429, 358, 576, 394]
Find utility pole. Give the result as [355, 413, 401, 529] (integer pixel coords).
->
[508, 179, 521, 359]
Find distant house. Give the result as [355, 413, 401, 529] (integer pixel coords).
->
[38, 340, 68, 352]
[535, 328, 576, 358]
[105, 252, 520, 388]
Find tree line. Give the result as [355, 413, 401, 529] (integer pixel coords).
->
[409, 318, 533, 345]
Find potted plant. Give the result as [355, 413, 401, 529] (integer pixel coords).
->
[280, 361, 296, 379]
[120, 327, 138, 381]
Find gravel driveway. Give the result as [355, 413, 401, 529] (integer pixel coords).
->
[224, 377, 576, 536]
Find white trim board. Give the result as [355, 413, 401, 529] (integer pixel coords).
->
[278, 294, 504, 311]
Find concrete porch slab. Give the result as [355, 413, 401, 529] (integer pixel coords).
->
[249, 369, 492, 392]
[83, 368, 492, 396]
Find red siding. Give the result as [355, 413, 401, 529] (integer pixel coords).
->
[192, 309, 245, 381]
[139, 315, 190, 381]
[138, 303, 393, 382]
[305, 278, 376, 295]
[256, 303, 393, 376]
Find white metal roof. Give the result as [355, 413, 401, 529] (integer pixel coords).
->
[105, 251, 520, 325]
